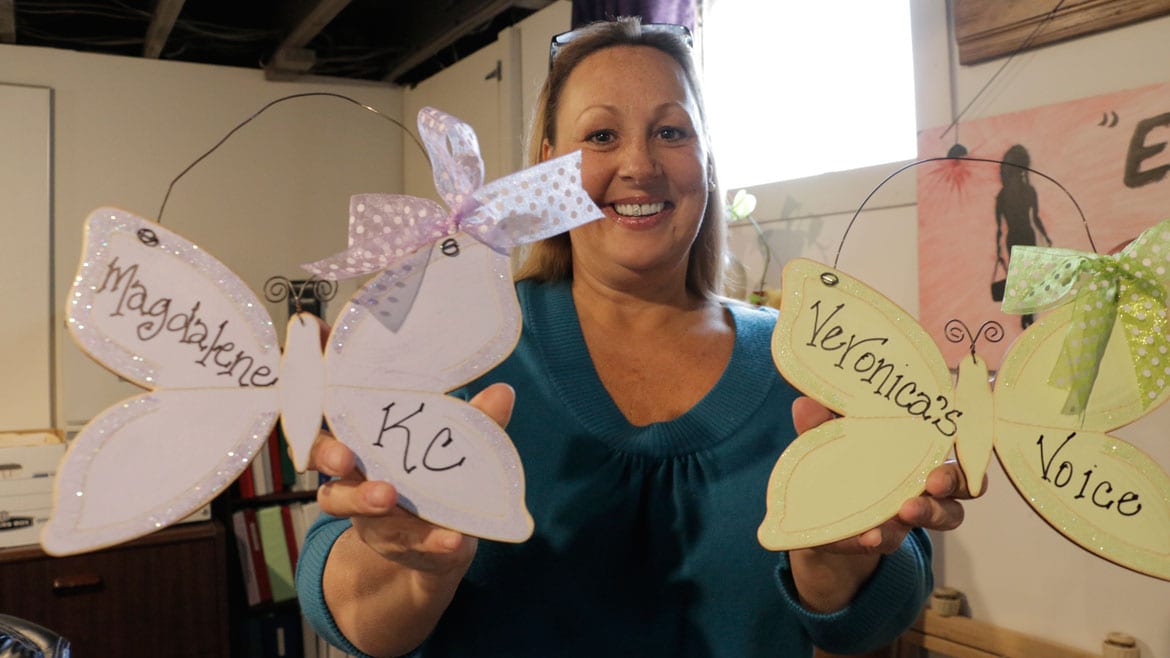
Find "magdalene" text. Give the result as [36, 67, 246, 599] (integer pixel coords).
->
[95, 257, 277, 387]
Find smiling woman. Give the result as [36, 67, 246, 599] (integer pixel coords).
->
[294, 16, 958, 658]
[701, 0, 918, 187]
[545, 45, 711, 297]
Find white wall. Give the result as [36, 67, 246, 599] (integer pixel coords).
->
[728, 3, 1170, 656]
[0, 44, 404, 428]
[0, 84, 52, 429]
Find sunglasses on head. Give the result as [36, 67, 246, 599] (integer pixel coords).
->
[548, 22, 693, 67]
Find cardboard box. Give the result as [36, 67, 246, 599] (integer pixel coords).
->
[0, 439, 66, 548]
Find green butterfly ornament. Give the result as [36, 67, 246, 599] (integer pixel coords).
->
[759, 219, 1170, 581]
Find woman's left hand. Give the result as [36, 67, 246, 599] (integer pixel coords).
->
[816, 459, 976, 555]
[786, 396, 985, 611]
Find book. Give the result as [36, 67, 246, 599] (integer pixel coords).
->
[295, 468, 326, 492]
[277, 430, 296, 492]
[268, 430, 285, 493]
[238, 461, 256, 498]
[231, 510, 262, 606]
[251, 448, 271, 497]
[244, 507, 273, 604]
[288, 501, 308, 560]
[240, 615, 264, 657]
[299, 500, 321, 530]
[280, 503, 300, 571]
[261, 608, 305, 658]
[256, 505, 297, 602]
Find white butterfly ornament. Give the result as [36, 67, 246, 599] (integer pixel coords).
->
[42, 107, 602, 556]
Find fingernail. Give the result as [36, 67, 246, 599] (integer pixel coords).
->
[861, 528, 882, 548]
[365, 484, 392, 509]
[324, 448, 343, 473]
[934, 470, 954, 497]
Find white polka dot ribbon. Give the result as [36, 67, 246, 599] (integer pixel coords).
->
[1001, 219, 1170, 414]
[302, 106, 602, 279]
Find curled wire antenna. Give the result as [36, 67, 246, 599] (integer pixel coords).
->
[945, 318, 1005, 361]
[833, 155, 1095, 270]
[157, 92, 429, 223]
[264, 275, 338, 315]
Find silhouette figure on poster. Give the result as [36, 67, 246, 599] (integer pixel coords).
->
[993, 144, 1052, 329]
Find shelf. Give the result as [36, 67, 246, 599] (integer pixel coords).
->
[231, 489, 318, 509]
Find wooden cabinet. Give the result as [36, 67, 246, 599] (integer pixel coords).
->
[0, 521, 229, 658]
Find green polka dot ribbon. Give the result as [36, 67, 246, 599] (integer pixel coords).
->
[1001, 219, 1170, 415]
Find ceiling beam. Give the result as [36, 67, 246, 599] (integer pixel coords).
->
[143, 0, 186, 58]
[0, 0, 15, 44]
[382, 0, 519, 84]
[278, 0, 352, 49]
[265, 0, 352, 79]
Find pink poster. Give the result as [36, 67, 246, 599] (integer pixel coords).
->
[917, 81, 1170, 369]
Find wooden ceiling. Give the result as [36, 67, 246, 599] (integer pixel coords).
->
[0, 0, 555, 85]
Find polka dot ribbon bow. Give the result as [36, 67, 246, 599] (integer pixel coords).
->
[302, 106, 601, 279]
[1001, 219, 1170, 415]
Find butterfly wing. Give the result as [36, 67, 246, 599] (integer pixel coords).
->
[761, 259, 963, 550]
[66, 208, 281, 389]
[324, 233, 531, 542]
[42, 389, 276, 556]
[760, 416, 956, 550]
[45, 208, 281, 554]
[326, 234, 518, 393]
[325, 387, 533, 542]
[995, 304, 1170, 580]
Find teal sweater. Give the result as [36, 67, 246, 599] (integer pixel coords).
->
[297, 279, 932, 657]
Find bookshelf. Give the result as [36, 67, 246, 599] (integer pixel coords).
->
[215, 426, 327, 658]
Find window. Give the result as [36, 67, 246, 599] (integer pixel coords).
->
[701, 1, 918, 188]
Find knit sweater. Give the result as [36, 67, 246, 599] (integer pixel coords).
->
[297, 278, 932, 657]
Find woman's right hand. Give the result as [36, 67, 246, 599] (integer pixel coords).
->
[310, 382, 516, 657]
[311, 431, 479, 575]
[309, 381, 516, 575]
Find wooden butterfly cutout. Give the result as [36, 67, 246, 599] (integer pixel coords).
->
[42, 107, 602, 556]
[759, 257, 1170, 581]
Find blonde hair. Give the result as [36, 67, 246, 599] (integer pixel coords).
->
[513, 17, 726, 299]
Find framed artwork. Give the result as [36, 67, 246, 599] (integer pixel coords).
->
[955, 0, 1170, 65]
[917, 80, 1170, 369]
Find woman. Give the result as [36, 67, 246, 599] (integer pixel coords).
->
[994, 144, 1052, 329]
[297, 18, 974, 657]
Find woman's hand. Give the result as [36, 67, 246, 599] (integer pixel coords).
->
[312, 382, 515, 657]
[311, 382, 515, 572]
[785, 396, 984, 612]
[311, 426, 482, 575]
